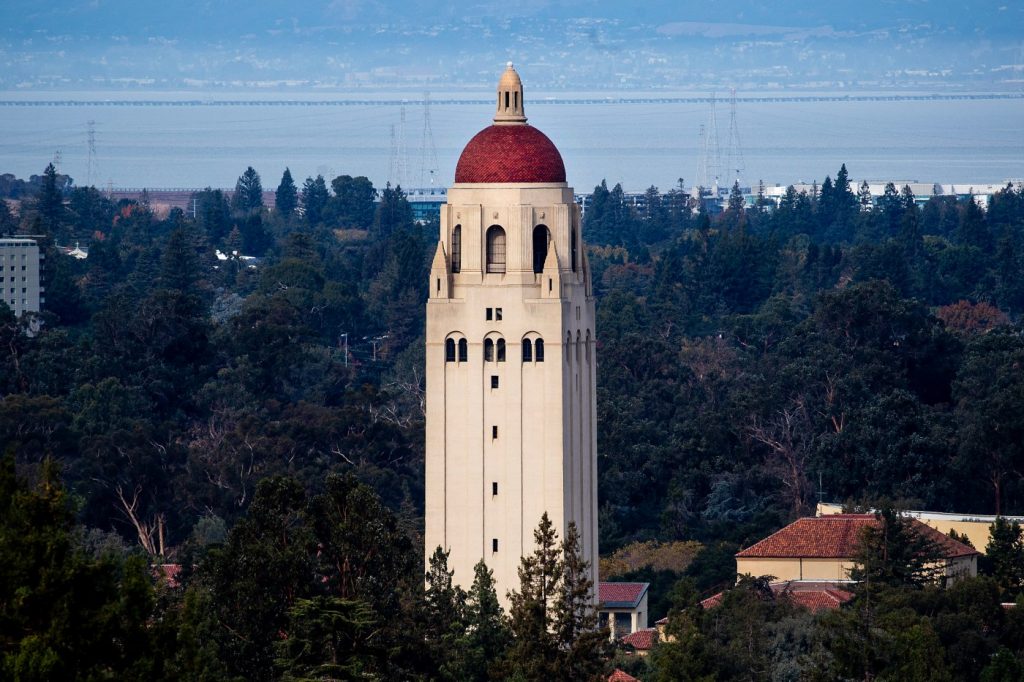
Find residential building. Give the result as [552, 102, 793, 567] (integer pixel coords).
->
[0, 237, 43, 316]
[424, 63, 598, 606]
[599, 581, 649, 638]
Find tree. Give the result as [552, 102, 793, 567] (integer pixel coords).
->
[159, 227, 201, 293]
[849, 508, 943, 588]
[373, 183, 412, 236]
[35, 163, 67, 238]
[462, 560, 511, 681]
[232, 166, 264, 214]
[553, 522, 609, 680]
[275, 167, 298, 217]
[328, 175, 376, 229]
[301, 175, 330, 226]
[984, 518, 1024, 597]
[502, 513, 562, 679]
[0, 199, 16, 235]
[423, 547, 470, 679]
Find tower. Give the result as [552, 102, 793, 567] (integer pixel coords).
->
[425, 63, 598, 604]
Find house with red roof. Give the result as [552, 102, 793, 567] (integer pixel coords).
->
[608, 669, 640, 682]
[599, 581, 649, 639]
[735, 514, 979, 585]
[698, 580, 854, 613]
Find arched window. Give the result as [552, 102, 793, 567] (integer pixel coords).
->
[445, 338, 456, 362]
[484, 338, 494, 362]
[523, 339, 533, 362]
[532, 225, 549, 274]
[585, 331, 591, 362]
[535, 338, 545, 362]
[458, 338, 468, 362]
[486, 226, 506, 274]
[451, 225, 462, 273]
[497, 339, 506, 362]
[566, 333, 572, 364]
[571, 227, 578, 272]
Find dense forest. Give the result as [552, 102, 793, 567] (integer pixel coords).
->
[3, 162, 1024, 679]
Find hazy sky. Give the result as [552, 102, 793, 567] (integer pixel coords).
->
[2, 1, 1022, 90]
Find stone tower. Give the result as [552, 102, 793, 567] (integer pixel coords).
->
[424, 63, 598, 604]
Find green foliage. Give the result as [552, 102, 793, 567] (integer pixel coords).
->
[275, 167, 298, 217]
[850, 508, 943, 588]
[984, 518, 1024, 598]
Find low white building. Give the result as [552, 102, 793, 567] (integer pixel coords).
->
[0, 238, 43, 317]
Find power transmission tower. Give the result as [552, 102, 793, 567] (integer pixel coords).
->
[418, 92, 440, 189]
[725, 89, 745, 188]
[52, 149, 62, 173]
[397, 104, 408, 189]
[389, 124, 399, 187]
[695, 124, 707, 191]
[705, 93, 721, 194]
[86, 119, 97, 187]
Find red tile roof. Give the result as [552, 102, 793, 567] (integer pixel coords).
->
[620, 628, 657, 650]
[454, 125, 566, 184]
[736, 514, 978, 559]
[698, 581, 854, 613]
[609, 669, 641, 681]
[599, 581, 649, 607]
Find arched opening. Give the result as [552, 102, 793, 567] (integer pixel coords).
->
[451, 225, 462, 273]
[458, 338, 468, 362]
[535, 338, 545, 362]
[522, 338, 533, 362]
[585, 331, 591, 362]
[486, 225, 506, 274]
[532, 225, 549, 274]
[571, 227, 578, 272]
[497, 339, 506, 362]
[445, 338, 456, 362]
[566, 333, 572, 364]
[484, 338, 494, 362]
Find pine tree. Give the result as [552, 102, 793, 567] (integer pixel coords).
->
[160, 227, 200, 292]
[275, 167, 298, 217]
[553, 522, 609, 680]
[985, 518, 1024, 597]
[301, 175, 330, 226]
[850, 508, 942, 589]
[858, 180, 873, 210]
[36, 162, 66, 238]
[232, 166, 264, 213]
[462, 560, 511, 681]
[424, 547, 470, 679]
[0, 198, 17, 235]
[502, 513, 562, 679]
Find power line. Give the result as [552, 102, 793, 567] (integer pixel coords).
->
[86, 119, 97, 187]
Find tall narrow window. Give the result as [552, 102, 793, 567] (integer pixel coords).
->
[492, 425, 498, 439]
[492, 538, 499, 552]
[533, 225, 549, 273]
[491, 375, 499, 389]
[451, 225, 462, 273]
[492, 482, 498, 495]
[486, 226, 506, 274]
[484, 338, 494, 362]
[571, 227, 578, 272]
[458, 338, 468, 362]
[497, 339, 506, 362]
[523, 338, 533, 362]
[445, 338, 456, 362]
[535, 338, 545, 362]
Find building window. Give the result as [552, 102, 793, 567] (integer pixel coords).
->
[492, 482, 498, 495]
[496, 339, 506, 362]
[486, 307, 493, 321]
[492, 538, 499, 552]
[458, 339, 468, 362]
[451, 225, 462, 273]
[486, 226, 506, 274]
[535, 338, 545, 362]
[492, 425, 498, 439]
[495, 308, 502, 321]
[491, 375, 499, 389]
[523, 338, 533, 362]
[571, 227, 578, 272]
[533, 225, 549, 273]
[445, 338, 456, 362]
[484, 338, 494, 362]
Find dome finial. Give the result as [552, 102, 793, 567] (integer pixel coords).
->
[494, 63, 527, 125]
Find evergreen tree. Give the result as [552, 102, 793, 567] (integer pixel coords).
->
[553, 522, 609, 680]
[232, 166, 264, 214]
[850, 508, 942, 589]
[423, 547, 470, 679]
[160, 227, 200, 293]
[301, 175, 330, 226]
[275, 167, 298, 217]
[462, 560, 511, 681]
[502, 513, 562, 679]
[35, 162, 67, 238]
[858, 180, 873, 210]
[328, 174, 376, 229]
[0, 198, 16, 235]
[374, 183, 413, 236]
[984, 518, 1024, 597]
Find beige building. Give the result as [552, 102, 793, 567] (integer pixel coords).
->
[817, 502, 1024, 553]
[0, 238, 43, 317]
[424, 64, 598, 604]
[735, 514, 978, 584]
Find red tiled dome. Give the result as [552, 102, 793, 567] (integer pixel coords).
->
[454, 124, 566, 184]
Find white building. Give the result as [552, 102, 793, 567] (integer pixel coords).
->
[424, 64, 599, 605]
[0, 238, 43, 316]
